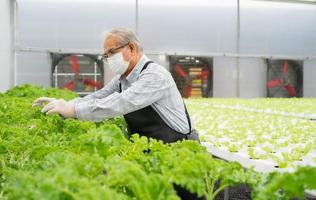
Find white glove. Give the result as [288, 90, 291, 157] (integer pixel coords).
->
[41, 99, 76, 118]
[32, 97, 56, 107]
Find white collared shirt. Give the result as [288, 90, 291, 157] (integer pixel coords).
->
[73, 54, 193, 134]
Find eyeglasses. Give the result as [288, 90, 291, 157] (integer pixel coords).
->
[102, 43, 129, 62]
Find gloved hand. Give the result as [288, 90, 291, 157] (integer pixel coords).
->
[41, 99, 76, 118]
[32, 97, 56, 107]
[33, 97, 76, 118]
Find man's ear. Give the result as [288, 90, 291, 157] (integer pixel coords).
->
[129, 43, 137, 55]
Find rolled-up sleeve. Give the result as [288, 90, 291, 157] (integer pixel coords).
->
[75, 70, 172, 122]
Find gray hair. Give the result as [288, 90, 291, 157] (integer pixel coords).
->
[105, 28, 143, 52]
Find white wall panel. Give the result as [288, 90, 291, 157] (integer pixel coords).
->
[240, 0, 316, 56]
[18, 0, 136, 50]
[239, 58, 267, 98]
[138, 0, 237, 53]
[16, 52, 51, 87]
[213, 57, 237, 97]
[303, 59, 316, 97]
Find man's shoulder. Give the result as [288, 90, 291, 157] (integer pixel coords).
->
[138, 61, 175, 87]
[145, 62, 170, 77]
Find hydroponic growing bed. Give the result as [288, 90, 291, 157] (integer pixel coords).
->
[186, 99, 316, 171]
[0, 85, 315, 200]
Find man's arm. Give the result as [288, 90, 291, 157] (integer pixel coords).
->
[75, 69, 172, 122]
[70, 76, 120, 104]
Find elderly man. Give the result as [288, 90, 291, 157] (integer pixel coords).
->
[34, 28, 199, 143]
[33, 28, 202, 199]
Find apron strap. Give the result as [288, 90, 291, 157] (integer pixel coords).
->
[140, 61, 154, 72]
[119, 61, 154, 92]
[183, 102, 192, 134]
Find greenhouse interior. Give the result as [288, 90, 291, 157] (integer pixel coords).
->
[1, 0, 316, 199]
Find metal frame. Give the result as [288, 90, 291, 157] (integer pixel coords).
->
[236, 0, 241, 97]
[12, 0, 18, 86]
[17, 46, 316, 60]
[135, 0, 139, 35]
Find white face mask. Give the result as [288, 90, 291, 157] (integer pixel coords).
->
[107, 52, 129, 75]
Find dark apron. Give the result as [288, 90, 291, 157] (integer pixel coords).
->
[119, 61, 199, 143]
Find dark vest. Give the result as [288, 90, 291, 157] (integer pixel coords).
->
[119, 61, 199, 143]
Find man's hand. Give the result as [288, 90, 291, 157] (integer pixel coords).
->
[41, 99, 76, 118]
[32, 97, 56, 107]
[33, 97, 76, 118]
